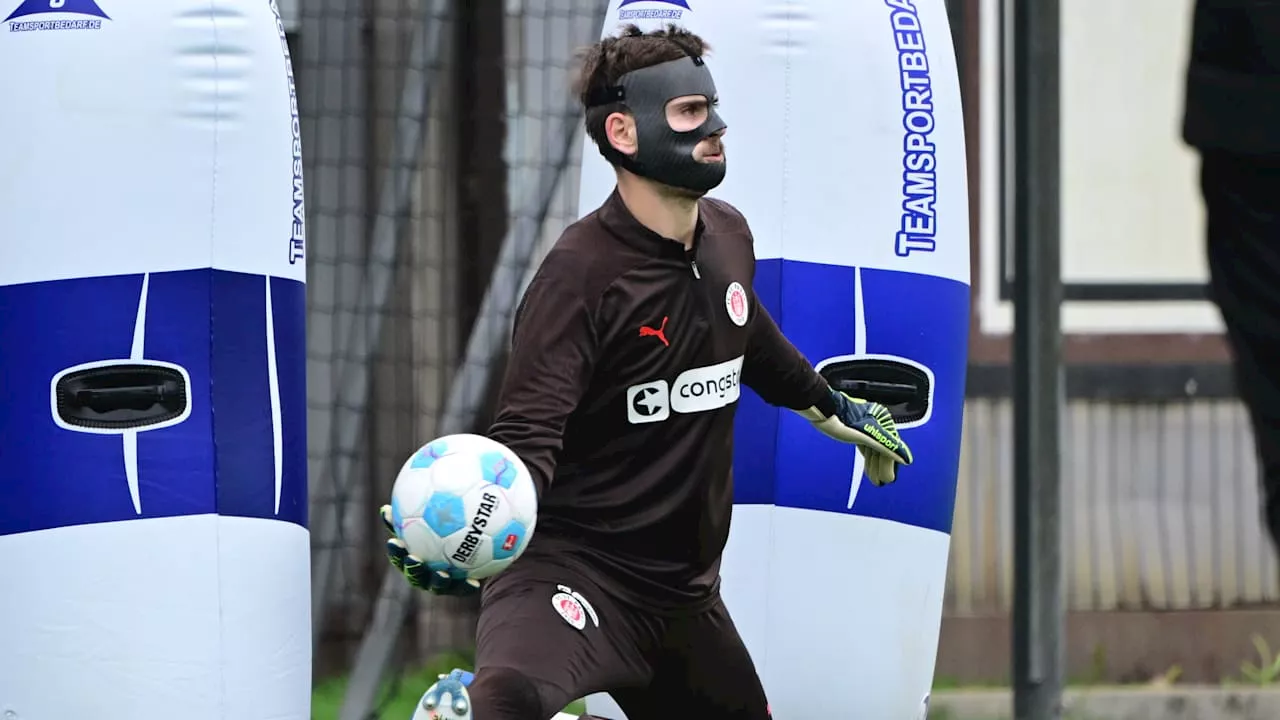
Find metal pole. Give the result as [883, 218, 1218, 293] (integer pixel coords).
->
[1010, 0, 1063, 716]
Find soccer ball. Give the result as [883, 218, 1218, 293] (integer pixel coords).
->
[389, 433, 538, 580]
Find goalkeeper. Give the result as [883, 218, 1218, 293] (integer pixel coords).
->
[380, 24, 914, 720]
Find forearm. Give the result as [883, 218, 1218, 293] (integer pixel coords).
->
[487, 411, 564, 499]
[740, 299, 832, 411]
[746, 358, 831, 411]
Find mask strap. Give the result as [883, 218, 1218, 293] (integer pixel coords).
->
[585, 85, 625, 108]
[584, 53, 706, 109]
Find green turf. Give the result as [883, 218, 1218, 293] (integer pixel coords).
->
[312, 654, 586, 719]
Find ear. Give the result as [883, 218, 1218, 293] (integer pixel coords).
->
[604, 111, 638, 157]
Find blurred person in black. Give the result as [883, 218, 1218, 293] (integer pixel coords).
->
[1183, 0, 1280, 551]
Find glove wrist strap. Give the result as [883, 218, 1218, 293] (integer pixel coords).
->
[813, 389, 839, 418]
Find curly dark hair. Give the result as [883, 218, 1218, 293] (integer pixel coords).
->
[572, 23, 712, 155]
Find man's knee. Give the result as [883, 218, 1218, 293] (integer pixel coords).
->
[469, 666, 561, 720]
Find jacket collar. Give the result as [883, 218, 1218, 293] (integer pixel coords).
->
[597, 187, 705, 259]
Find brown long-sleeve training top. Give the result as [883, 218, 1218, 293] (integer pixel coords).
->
[487, 188, 833, 615]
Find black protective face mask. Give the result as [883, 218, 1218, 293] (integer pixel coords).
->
[588, 55, 727, 194]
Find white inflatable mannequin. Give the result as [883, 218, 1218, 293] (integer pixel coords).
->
[576, 1, 969, 718]
[0, 2, 311, 718]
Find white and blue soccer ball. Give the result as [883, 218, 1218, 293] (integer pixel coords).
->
[389, 433, 538, 580]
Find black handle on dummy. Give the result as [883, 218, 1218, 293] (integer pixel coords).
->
[73, 381, 184, 413]
[819, 358, 932, 424]
[55, 364, 189, 430]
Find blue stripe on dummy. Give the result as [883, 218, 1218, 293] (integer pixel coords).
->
[272, 277, 310, 527]
[211, 271, 272, 519]
[136, 271, 217, 515]
[210, 272, 308, 527]
[0, 269, 307, 537]
[733, 259, 968, 535]
[0, 274, 175, 534]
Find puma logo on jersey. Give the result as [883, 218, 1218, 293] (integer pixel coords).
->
[638, 316, 670, 346]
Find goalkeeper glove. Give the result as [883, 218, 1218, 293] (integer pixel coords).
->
[379, 505, 481, 596]
[796, 388, 914, 486]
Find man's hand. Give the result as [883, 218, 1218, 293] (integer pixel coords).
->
[379, 505, 481, 596]
[797, 389, 914, 486]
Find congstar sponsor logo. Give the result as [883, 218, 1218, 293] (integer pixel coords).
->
[626, 356, 743, 424]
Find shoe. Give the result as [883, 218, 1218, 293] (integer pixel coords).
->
[411, 669, 475, 720]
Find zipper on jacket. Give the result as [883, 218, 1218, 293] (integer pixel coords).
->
[687, 247, 701, 279]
